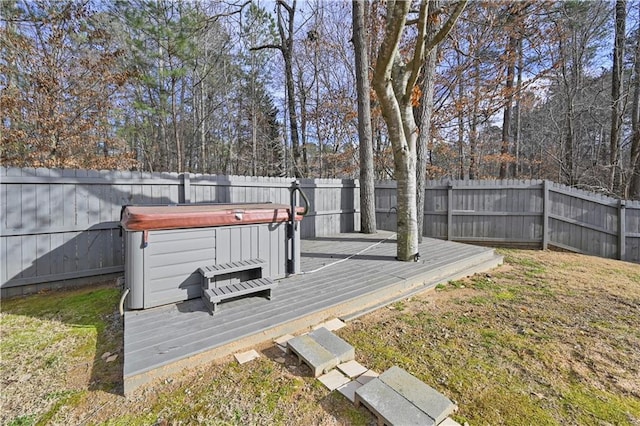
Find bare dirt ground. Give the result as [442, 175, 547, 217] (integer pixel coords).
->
[2, 249, 640, 425]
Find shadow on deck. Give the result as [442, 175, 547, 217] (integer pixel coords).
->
[123, 231, 502, 394]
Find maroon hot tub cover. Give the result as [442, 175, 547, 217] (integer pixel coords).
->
[121, 203, 303, 231]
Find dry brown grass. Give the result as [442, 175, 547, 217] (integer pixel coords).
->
[2, 249, 640, 425]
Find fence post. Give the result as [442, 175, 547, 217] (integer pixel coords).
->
[619, 199, 626, 260]
[447, 182, 453, 241]
[542, 180, 549, 250]
[179, 173, 191, 204]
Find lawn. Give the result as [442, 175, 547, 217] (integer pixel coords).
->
[2, 249, 639, 425]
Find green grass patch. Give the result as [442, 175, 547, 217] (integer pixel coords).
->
[392, 301, 406, 311]
[36, 391, 85, 426]
[561, 383, 640, 425]
[501, 251, 547, 277]
[7, 415, 37, 426]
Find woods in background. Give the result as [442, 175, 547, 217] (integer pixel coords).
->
[2, 0, 640, 199]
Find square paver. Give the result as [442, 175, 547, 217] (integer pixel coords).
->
[440, 418, 462, 426]
[234, 349, 260, 364]
[274, 334, 294, 346]
[313, 318, 346, 331]
[337, 380, 362, 402]
[318, 369, 350, 391]
[337, 360, 368, 378]
[356, 369, 379, 385]
[274, 334, 294, 353]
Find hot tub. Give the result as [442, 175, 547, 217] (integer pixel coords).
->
[121, 203, 303, 310]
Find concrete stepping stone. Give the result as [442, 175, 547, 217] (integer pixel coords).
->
[337, 360, 368, 379]
[287, 327, 354, 377]
[338, 380, 362, 403]
[380, 366, 457, 425]
[234, 349, 260, 364]
[313, 318, 346, 331]
[356, 369, 379, 385]
[355, 377, 435, 426]
[355, 366, 457, 426]
[287, 334, 337, 377]
[440, 418, 462, 426]
[318, 369, 350, 391]
[274, 334, 294, 353]
[308, 327, 354, 363]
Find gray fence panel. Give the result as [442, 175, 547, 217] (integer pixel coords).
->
[548, 183, 620, 259]
[1, 168, 361, 294]
[5, 167, 640, 295]
[625, 202, 640, 261]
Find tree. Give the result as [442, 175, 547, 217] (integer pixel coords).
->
[610, 0, 626, 193]
[498, 10, 520, 179]
[552, 1, 611, 187]
[353, 0, 376, 234]
[629, 5, 640, 198]
[251, 0, 306, 177]
[415, 0, 440, 241]
[372, 0, 466, 261]
[1, 0, 135, 169]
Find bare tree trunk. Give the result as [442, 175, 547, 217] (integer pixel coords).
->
[171, 75, 184, 173]
[499, 35, 517, 179]
[610, 0, 626, 194]
[469, 60, 480, 180]
[629, 4, 640, 198]
[353, 0, 377, 234]
[277, 0, 303, 177]
[373, 0, 466, 260]
[513, 37, 523, 178]
[456, 67, 465, 179]
[416, 0, 439, 242]
[373, 0, 417, 261]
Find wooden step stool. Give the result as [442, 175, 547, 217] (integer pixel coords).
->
[198, 259, 276, 314]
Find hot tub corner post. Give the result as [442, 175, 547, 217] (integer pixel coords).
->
[124, 230, 145, 309]
[288, 180, 302, 275]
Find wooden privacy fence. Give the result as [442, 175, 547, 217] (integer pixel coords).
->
[0, 167, 359, 296]
[3, 167, 640, 296]
[376, 179, 640, 261]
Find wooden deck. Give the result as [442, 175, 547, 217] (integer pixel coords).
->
[123, 231, 502, 393]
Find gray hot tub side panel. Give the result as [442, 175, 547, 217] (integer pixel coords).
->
[125, 222, 288, 310]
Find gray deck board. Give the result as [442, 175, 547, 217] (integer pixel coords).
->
[124, 232, 501, 382]
[124, 247, 491, 348]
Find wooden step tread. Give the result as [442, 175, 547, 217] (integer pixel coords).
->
[198, 259, 266, 278]
[203, 277, 276, 302]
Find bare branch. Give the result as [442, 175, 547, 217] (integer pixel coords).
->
[406, 1, 429, 97]
[424, 1, 467, 54]
[276, 0, 293, 15]
[250, 44, 282, 52]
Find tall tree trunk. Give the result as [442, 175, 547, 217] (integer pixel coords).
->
[416, 0, 439, 242]
[353, 0, 377, 234]
[456, 69, 465, 179]
[277, 0, 302, 177]
[610, 0, 626, 194]
[296, 65, 309, 177]
[373, 0, 466, 260]
[469, 60, 480, 180]
[372, 0, 417, 261]
[513, 37, 523, 178]
[499, 35, 517, 179]
[171, 75, 184, 173]
[629, 4, 640, 198]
